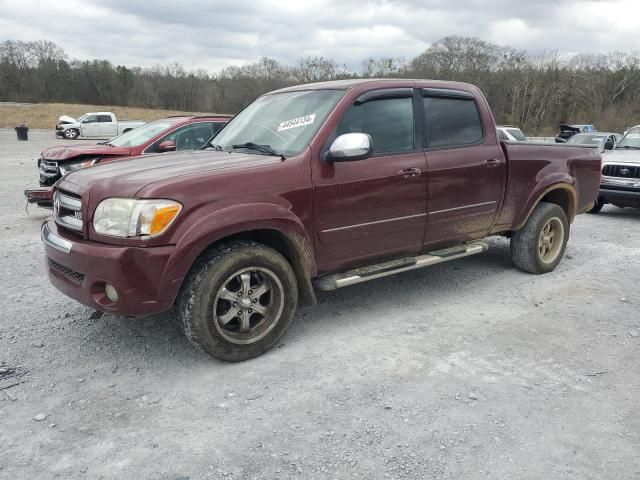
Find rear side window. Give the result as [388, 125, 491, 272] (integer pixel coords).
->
[97, 115, 112, 122]
[423, 96, 483, 148]
[335, 97, 414, 155]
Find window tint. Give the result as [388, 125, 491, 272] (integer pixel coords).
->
[423, 96, 483, 148]
[335, 97, 414, 154]
[159, 123, 216, 151]
[97, 115, 112, 123]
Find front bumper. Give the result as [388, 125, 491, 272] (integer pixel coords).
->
[599, 176, 640, 207]
[42, 221, 178, 316]
[25, 187, 54, 207]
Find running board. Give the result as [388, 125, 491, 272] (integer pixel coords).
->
[314, 241, 489, 291]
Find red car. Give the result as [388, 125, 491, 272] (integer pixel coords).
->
[26, 115, 231, 206]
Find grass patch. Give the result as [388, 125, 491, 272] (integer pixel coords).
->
[0, 103, 223, 129]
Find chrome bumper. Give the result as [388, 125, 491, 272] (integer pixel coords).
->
[42, 222, 73, 253]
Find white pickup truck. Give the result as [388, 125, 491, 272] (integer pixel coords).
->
[55, 112, 145, 140]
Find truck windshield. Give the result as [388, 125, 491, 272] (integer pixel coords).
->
[108, 120, 176, 147]
[566, 134, 606, 146]
[212, 89, 344, 157]
[615, 128, 640, 149]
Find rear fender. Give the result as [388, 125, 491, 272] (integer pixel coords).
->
[512, 175, 577, 231]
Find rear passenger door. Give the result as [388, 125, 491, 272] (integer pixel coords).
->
[421, 89, 506, 247]
[312, 89, 428, 271]
[98, 114, 116, 137]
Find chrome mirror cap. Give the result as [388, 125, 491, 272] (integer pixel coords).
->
[328, 133, 373, 161]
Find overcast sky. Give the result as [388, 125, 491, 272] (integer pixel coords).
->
[0, 0, 637, 71]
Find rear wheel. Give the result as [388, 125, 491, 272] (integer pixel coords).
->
[177, 241, 298, 361]
[511, 202, 569, 274]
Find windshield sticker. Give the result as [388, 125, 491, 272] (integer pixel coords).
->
[277, 114, 316, 132]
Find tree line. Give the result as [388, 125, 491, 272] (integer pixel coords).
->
[2, 37, 640, 135]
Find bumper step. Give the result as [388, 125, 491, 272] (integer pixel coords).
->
[314, 241, 488, 291]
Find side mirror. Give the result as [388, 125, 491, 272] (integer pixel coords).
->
[327, 133, 373, 162]
[157, 140, 176, 152]
[604, 140, 614, 151]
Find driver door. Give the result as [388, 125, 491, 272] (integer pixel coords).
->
[80, 115, 101, 137]
[312, 90, 428, 272]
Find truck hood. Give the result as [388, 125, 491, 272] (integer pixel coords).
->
[57, 150, 281, 199]
[603, 149, 640, 165]
[58, 115, 76, 124]
[42, 144, 132, 162]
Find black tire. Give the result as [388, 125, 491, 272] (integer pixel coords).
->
[511, 202, 569, 274]
[177, 241, 298, 362]
[64, 128, 79, 140]
[587, 196, 605, 214]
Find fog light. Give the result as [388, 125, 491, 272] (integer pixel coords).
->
[105, 284, 118, 303]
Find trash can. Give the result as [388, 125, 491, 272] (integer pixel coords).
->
[15, 124, 29, 141]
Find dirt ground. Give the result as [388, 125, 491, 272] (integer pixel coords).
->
[0, 129, 638, 479]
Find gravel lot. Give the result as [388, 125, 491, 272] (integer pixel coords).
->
[1, 129, 639, 479]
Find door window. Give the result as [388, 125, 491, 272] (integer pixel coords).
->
[335, 97, 414, 155]
[157, 123, 218, 151]
[423, 96, 483, 148]
[83, 115, 98, 123]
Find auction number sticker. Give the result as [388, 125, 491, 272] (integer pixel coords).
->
[277, 114, 316, 132]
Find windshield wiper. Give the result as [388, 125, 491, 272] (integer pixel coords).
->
[232, 142, 285, 160]
[615, 145, 639, 149]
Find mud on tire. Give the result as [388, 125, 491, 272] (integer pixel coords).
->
[177, 240, 298, 362]
[511, 202, 569, 274]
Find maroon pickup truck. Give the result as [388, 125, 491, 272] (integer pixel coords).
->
[41, 79, 601, 361]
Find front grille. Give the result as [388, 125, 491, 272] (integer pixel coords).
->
[54, 190, 83, 232]
[602, 164, 640, 179]
[48, 258, 85, 283]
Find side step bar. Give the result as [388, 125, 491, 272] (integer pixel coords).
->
[314, 241, 488, 291]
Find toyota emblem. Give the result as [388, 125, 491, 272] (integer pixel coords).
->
[621, 168, 630, 175]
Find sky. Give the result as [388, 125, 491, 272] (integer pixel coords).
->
[0, 0, 637, 72]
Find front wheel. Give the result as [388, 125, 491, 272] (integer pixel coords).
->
[511, 202, 569, 274]
[63, 128, 79, 140]
[587, 196, 605, 214]
[177, 241, 298, 361]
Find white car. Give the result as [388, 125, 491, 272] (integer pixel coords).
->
[496, 125, 527, 142]
[55, 112, 145, 140]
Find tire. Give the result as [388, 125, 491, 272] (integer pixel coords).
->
[587, 196, 605, 214]
[177, 241, 298, 362]
[511, 202, 569, 274]
[63, 128, 79, 140]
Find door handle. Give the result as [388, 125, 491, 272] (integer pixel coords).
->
[483, 159, 500, 167]
[397, 167, 422, 178]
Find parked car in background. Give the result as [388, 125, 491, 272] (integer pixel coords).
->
[40, 79, 601, 361]
[589, 126, 640, 213]
[555, 124, 597, 143]
[565, 132, 622, 152]
[26, 115, 231, 206]
[56, 112, 145, 140]
[496, 125, 527, 142]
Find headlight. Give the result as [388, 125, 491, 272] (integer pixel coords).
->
[93, 198, 182, 238]
[59, 158, 99, 175]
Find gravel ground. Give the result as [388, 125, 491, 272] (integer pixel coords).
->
[1, 129, 639, 479]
